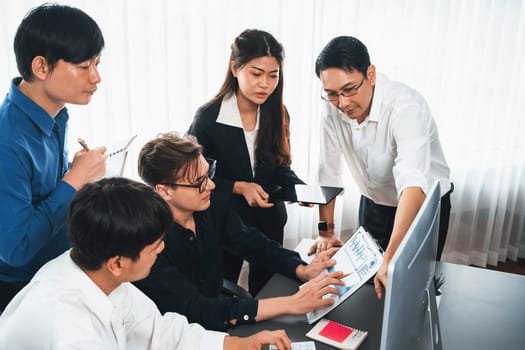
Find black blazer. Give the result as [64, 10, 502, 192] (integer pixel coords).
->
[187, 99, 305, 228]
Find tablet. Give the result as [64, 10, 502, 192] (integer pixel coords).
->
[269, 184, 344, 205]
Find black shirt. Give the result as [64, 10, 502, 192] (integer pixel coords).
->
[134, 195, 305, 331]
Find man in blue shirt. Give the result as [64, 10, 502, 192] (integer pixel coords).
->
[0, 4, 107, 310]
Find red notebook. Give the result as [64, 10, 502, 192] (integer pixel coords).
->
[306, 319, 368, 350]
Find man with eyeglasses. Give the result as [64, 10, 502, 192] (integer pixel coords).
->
[159, 158, 217, 193]
[309, 36, 452, 300]
[133, 132, 347, 332]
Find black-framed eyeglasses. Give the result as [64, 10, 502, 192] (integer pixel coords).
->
[321, 76, 365, 102]
[160, 158, 216, 194]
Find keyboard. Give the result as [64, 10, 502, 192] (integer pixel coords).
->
[269, 341, 316, 350]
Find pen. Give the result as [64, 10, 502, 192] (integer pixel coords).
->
[341, 272, 352, 278]
[77, 138, 90, 151]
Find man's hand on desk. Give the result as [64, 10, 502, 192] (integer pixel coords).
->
[296, 247, 338, 281]
[224, 329, 292, 350]
[288, 271, 345, 314]
[307, 236, 343, 256]
[255, 271, 345, 322]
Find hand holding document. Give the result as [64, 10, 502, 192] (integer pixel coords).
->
[299, 227, 384, 324]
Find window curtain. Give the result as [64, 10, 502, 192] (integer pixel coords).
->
[1, 0, 523, 268]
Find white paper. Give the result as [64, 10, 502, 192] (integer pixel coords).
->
[293, 238, 316, 264]
[104, 135, 137, 177]
[304, 226, 383, 324]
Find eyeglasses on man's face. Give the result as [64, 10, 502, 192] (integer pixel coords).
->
[321, 76, 365, 102]
[160, 158, 216, 194]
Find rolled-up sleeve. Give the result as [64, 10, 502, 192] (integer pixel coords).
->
[390, 100, 433, 197]
[318, 103, 345, 187]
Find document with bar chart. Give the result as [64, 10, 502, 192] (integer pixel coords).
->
[305, 226, 384, 324]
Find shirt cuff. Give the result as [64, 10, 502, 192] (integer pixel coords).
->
[234, 298, 258, 325]
[283, 255, 306, 279]
[200, 331, 227, 350]
[57, 179, 77, 197]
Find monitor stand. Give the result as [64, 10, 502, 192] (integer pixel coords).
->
[423, 280, 443, 350]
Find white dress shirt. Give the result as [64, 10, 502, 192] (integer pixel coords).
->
[319, 73, 451, 206]
[217, 94, 260, 176]
[0, 251, 226, 350]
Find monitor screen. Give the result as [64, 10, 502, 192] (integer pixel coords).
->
[380, 181, 442, 350]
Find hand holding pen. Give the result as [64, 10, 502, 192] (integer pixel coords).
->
[77, 138, 90, 151]
[62, 138, 107, 190]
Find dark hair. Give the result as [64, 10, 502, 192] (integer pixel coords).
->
[14, 3, 105, 81]
[315, 36, 371, 78]
[138, 132, 204, 187]
[68, 177, 172, 270]
[210, 29, 291, 167]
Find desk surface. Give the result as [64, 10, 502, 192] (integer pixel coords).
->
[230, 262, 525, 350]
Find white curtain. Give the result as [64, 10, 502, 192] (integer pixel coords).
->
[1, 0, 524, 267]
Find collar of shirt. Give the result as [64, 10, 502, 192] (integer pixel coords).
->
[367, 73, 386, 124]
[216, 93, 260, 131]
[169, 220, 197, 240]
[32, 251, 117, 329]
[349, 117, 369, 130]
[9, 77, 69, 136]
[169, 209, 208, 236]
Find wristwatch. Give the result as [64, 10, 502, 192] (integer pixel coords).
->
[318, 221, 335, 231]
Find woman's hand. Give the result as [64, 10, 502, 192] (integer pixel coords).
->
[233, 181, 274, 208]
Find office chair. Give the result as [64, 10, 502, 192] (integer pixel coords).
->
[221, 279, 252, 299]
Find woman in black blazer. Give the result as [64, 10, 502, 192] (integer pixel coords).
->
[188, 29, 304, 296]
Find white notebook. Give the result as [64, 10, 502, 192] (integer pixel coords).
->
[104, 135, 137, 177]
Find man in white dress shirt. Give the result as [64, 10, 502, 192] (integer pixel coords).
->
[309, 36, 452, 300]
[0, 177, 292, 350]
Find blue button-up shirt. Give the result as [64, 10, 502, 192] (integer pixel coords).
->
[0, 78, 76, 282]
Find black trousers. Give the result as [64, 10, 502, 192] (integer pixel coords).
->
[0, 280, 27, 311]
[358, 186, 452, 260]
[223, 200, 287, 296]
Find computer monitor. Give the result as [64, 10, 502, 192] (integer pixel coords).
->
[380, 181, 442, 350]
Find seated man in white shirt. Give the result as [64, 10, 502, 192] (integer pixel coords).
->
[0, 177, 292, 350]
